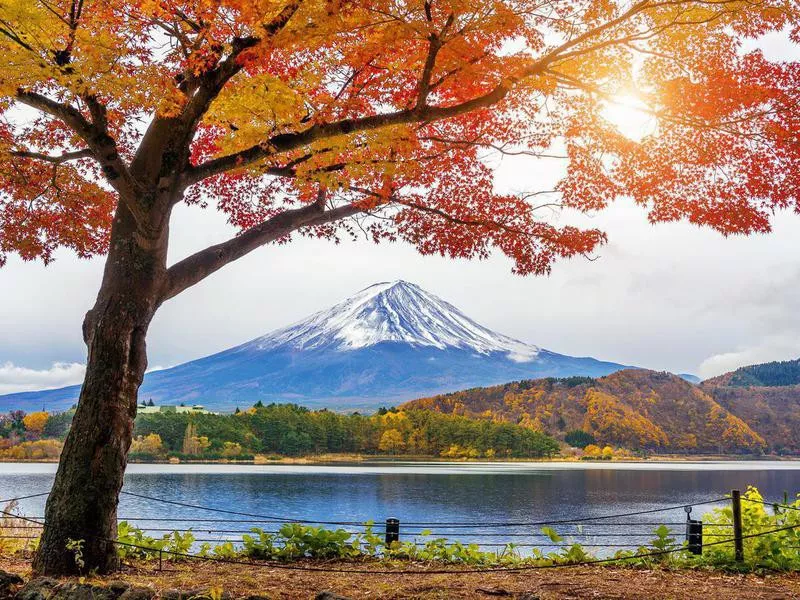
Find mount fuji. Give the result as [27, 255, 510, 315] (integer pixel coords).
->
[0, 281, 630, 412]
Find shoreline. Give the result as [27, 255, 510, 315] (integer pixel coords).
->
[1, 452, 799, 466]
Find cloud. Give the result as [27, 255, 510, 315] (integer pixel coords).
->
[697, 335, 800, 380]
[0, 362, 175, 395]
[0, 362, 86, 395]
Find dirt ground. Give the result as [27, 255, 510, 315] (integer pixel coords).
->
[2, 556, 799, 599]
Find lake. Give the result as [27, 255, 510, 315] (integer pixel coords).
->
[2, 461, 799, 553]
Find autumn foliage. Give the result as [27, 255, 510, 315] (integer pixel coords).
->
[1, 0, 799, 273]
[405, 369, 768, 453]
[21, 411, 50, 434]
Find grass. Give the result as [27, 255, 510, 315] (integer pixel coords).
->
[0, 501, 39, 556]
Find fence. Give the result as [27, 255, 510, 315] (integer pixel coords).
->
[2, 489, 799, 574]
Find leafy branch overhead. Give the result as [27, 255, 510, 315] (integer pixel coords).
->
[1, 0, 798, 283]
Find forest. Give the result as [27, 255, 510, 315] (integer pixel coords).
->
[704, 358, 800, 388]
[0, 404, 560, 460]
[405, 369, 777, 454]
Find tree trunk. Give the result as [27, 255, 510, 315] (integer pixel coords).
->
[32, 204, 167, 576]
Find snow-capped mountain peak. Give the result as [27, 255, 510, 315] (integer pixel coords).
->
[248, 280, 540, 361]
[0, 280, 632, 412]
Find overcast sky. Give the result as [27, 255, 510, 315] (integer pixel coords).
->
[1, 32, 799, 395]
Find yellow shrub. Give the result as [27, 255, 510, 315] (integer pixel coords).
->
[22, 412, 49, 434]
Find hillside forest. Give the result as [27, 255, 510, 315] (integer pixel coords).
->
[405, 368, 800, 454]
[0, 404, 560, 461]
[3, 364, 800, 460]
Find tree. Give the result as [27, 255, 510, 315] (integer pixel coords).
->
[221, 441, 243, 457]
[1, 0, 797, 576]
[22, 412, 50, 436]
[378, 428, 406, 454]
[181, 421, 210, 455]
[130, 433, 166, 456]
[42, 410, 74, 439]
[564, 429, 596, 449]
[583, 444, 602, 458]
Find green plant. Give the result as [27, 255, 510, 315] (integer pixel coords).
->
[103, 486, 799, 573]
[241, 528, 277, 560]
[162, 529, 195, 559]
[275, 523, 360, 560]
[116, 521, 165, 560]
[698, 486, 800, 571]
[212, 541, 239, 559]
[65, 538, 85, 571]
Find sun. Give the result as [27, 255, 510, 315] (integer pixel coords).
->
[601, 94, 658, 141]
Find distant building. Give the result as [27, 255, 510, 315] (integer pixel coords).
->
[136, 403, 215, 415]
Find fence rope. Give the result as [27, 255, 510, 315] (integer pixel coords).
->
[740, 497, 800, 511]
[2, 496, 798, 575]
[0, 492, 50, 504]
[100, 521, 800, 575]
[118, 491, 367, 526]
[120, 490, 729, 528]
[2, 490, 730, 528]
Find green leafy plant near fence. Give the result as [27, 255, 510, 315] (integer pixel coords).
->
[695, 486, 800, 571]
[3, 487, 799, 571]
[105, 489, 800, 571]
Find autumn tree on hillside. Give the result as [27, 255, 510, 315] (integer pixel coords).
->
[22, 411, 49, 436]
[1, 0, 798, 575]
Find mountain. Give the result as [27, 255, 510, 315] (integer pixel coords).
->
[403, 369, 767, 453]
[701, 358, 800, 453]
[703, 357, 800, 387]
[0, 281, 630, 413]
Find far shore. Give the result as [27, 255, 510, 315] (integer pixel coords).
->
[2, 452, 800, 465]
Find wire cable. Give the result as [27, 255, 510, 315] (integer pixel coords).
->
[104, 521, 800, 575]
[119, 490, 729, 528]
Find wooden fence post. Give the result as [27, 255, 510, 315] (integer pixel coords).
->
[731, 489, 744, 563]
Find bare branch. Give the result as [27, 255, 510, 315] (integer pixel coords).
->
[162, 199, 362, 300]
[10, 148, 93, 164]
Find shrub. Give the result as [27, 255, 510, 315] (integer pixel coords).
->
[564, 429, 596, 449]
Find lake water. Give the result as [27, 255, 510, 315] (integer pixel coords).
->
[2, 461, 799, 553]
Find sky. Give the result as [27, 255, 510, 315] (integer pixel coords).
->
[1, 32, 799, 395]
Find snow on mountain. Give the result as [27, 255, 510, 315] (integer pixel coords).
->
[248, 280, 539, 361]
[0, 281, 631, 412]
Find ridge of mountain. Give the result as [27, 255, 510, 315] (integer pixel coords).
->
[703, 357, 800, 387]
[0, 281, 630, 412]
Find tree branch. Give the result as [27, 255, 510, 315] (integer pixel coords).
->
[415, 12, 453, 110]
[14, 90, 143, 217]
[161, 199, 362, 301]
[185, 78, 518, 184]
[10, 148, 93, 164]
[185, 0, 654, 185]
[184, 0, 739, 190]
[180, 1, 303, 132]
[350, 185, 560, 244]
[132, 2, 303, 191]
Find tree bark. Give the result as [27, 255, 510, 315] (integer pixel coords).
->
[32, 204, 167, 576]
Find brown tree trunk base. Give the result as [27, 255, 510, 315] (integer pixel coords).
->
[32, 206, 163, 576]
